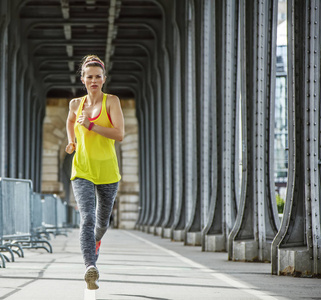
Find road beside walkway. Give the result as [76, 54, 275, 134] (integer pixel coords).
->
[0, 229, 320, 300]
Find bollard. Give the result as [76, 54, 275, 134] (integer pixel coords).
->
[84, 289, 96, 300]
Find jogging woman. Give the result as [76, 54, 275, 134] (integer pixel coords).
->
[65, 54, 124, 290]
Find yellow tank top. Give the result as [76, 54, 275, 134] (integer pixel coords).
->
[71, 93, 121, 184]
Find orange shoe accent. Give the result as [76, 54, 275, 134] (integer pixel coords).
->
[95, 240, 101, 255]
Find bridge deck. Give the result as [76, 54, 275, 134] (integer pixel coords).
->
[0, 229, 319, 300]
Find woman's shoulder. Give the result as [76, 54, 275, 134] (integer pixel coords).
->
[69, 96, 84, 112]
[106, 93, 120, 103]
[106, 94, 121, 110]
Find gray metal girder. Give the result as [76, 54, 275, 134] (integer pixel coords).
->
[271, 0, 321, 277]
[228, 0, 280, 262]
[202, 0, 239, 252]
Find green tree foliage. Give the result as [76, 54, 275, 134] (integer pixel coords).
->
[276, 194, 285, 213]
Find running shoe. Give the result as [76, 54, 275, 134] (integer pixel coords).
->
[84, 265, 99, 290]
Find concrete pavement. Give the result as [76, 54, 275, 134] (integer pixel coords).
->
[0, 229, 320, 300]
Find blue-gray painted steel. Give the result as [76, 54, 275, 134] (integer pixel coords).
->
[0, 17, 9, 177]
[172, 0, 188, 240]
[271, 0, 321, 276]
[183, 0, 200, 245]
[202, 0, 239, 252]
[170, 1, 183, 239]
[160, 1, 175, 235]
[228, 0, 280, 262]
[9, 39, 19, 179]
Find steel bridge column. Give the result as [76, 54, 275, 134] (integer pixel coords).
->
[146, 31, 162, 234]
[151, 60, 164, 233]
[136, 91, 148, 228]
[33, 102, 44, 192]
[30, 99, 38, 184]
[134, 57, 153, 229]
[0, 10, 9, 177]
[8, 36, 20, 178]
[151, 48, 165, 233]
[190, 0, 209, 246]
[34, 104, 40, 191]
[24, 87, 32, 179]
[18, 68, 27, 178]
[169, 1, 184, 241]
[153, 14, 172, 237]
[157, 47, 172, 235]
[143, 47, 157, 232]
[140, 87, 151, 229]
[172, 0, 188, 242]
[202, 0, 239, 252]
[135, 75, 145, 228]
[161, 2, 177, 239]
[199, 0, 215, 250]
[183, 0, 199, 246]
[271, 0, 321, 276]
[145, 69, 157, 232]
[136, 46, 156, 231]
[136, 100, 144, 226]
[228, 0, 280, 262]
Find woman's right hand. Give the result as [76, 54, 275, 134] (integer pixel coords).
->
[65, 142, 76, 154]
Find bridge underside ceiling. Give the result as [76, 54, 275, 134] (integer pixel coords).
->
[19, 0, 161, 99]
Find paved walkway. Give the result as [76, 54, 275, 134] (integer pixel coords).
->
[0, 229, 320, 300]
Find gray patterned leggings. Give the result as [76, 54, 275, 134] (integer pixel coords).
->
[72, 178, 119, 268]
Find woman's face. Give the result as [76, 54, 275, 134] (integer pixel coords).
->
[81, 66, 106, 92]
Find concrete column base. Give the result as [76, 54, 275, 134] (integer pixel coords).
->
[142, 225, 149, 233]
[148, 226, 155, 234]
[185, 231, 202, 246]
[155, 227, 163, 236]
[278, 247, 314, 277]
[172, 230, 185, 242]
[232, 240, 271, 262]
[163, 228, 172, 239]
[136, 225, 144, 231]
[204, 234, 226, 252]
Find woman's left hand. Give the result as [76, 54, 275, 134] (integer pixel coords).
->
[77, 113, 90, 129]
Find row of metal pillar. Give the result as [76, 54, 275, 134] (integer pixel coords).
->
[0, 0, 44, 192]
[135, 0, 321, 276]
[1, 0, 321, 277]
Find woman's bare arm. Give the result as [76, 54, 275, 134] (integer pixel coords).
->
[65, 98, 80, 154]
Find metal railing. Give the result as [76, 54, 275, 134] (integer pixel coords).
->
[41, 194, 70, 237]
[0, 178, 33, 266]
[0, 177, 79, 268]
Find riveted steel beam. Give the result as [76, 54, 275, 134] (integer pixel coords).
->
[157, 1, 175, 239]
[182, 0, 199, 245]
[144, 57, 161, 234]
[228, 0, 280, 262]
[30, 39, 107, 54]
[200, 0, 216, 250]
[152, 10, 172, 239]
[166, 0, 184, 241]
[171, 0, 188, 242]
[0, 16, 9, 177]
[201, 0, 239, 252]
[8, 35, 20, 179]
[271, 0, 321, 277]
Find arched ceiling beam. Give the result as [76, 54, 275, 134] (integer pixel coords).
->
[17, 0, 164, 98]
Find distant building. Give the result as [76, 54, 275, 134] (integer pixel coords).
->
[274, 18, 287, 197]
